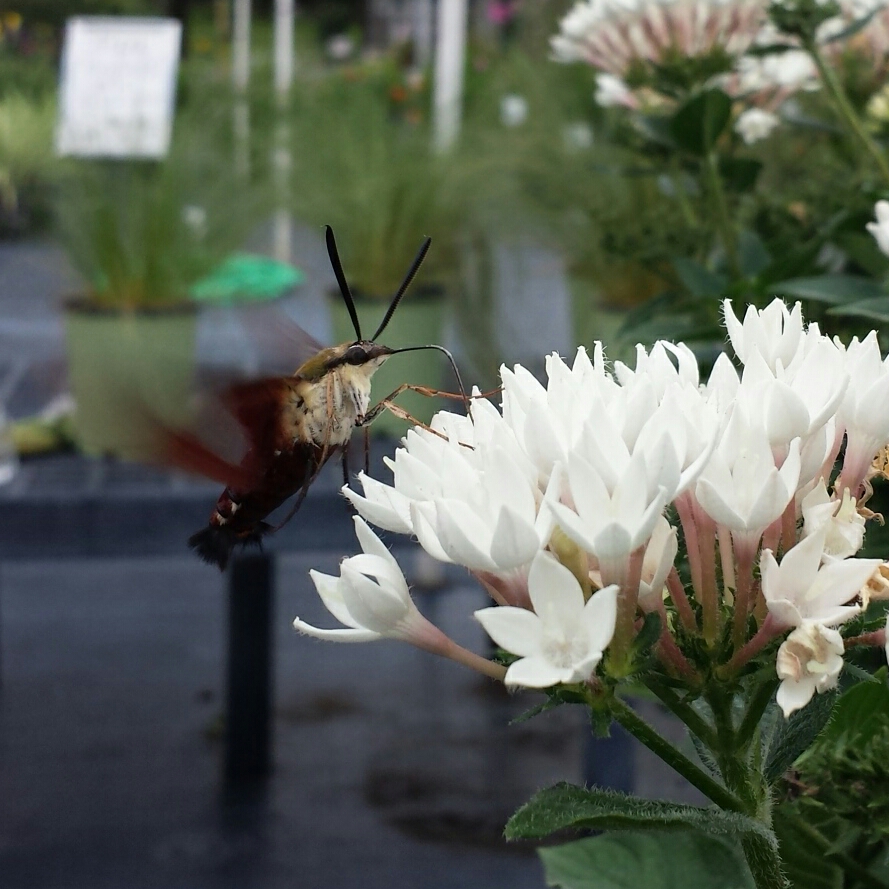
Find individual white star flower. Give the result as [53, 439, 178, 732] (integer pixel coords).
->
[344, 397, 545, 573]
[835, 331, 889, 494]
[694, 407, 801, 546]
[734, 338, 848, 487]
[761, 527, 880, 628]
[867, 200, 889, 257]
[801, 480, 866, 559]
[500, 346, 614, 484]
[613, 340, 701, 397]
[735, 108, 780, 144]
[776, 622, 845, 717]
[546, 445, 671, 587]
[474, 551, 619, 689]
[295, 517, 447, 649]
[722, 298, 805, 371]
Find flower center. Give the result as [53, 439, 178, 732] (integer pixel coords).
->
[541, 630, 588, 669]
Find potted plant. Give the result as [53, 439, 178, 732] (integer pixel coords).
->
[288, 66, 464, 435]
[0, 91, 57, 234]
[55, 106, 267, 456]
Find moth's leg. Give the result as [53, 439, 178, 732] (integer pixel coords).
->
[364, 426, 370, 477]
[358, 383, 499, 429]
[341, 441, 351, 488]
[363, 399, 479, 446]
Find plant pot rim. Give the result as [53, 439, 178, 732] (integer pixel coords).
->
[63, 295, 198, 317]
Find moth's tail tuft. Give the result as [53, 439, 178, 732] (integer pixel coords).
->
[188, 523, 274, 571]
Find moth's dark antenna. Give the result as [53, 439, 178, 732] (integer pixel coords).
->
[325, 225, 362, 341]
[372, 237, 432, 341]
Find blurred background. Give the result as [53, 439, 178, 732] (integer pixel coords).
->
[2, 0, 889, 885]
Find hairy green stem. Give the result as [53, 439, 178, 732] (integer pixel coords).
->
[735, 676, 780, 753]
[609, 696, 744, 812]
[645, 679, 717, 749]
[708, 689, 760, 811]
[805, 37, 889, 188]
[741, 832, 789, 889]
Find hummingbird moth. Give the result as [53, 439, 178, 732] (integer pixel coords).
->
[156, 226, 465, 570]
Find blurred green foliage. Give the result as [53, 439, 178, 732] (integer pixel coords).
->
[773, 670, 889, 888]
[53, 100, 269, 307]
[0, 91, 57, 234]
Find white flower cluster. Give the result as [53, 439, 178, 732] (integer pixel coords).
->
[298, 299, 889, 717]
[551, 0, 767, 76]
[552, 0, 889, 143]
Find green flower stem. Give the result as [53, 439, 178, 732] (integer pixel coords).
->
[608, 695, 745, 813]
[705, 150, 741, 279]
[669, 158, 700, 228]
[610, 546, 645, 675]
[707, 688, 760, 811]
[804, 37, 889, 188]
[741, 832, 789, 889]
[645, 679, 717, 749]
[786, 814, 889, 889]
[735, 675, 779, 753]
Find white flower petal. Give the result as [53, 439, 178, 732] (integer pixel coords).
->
[583, 584, 619, 653]
[292, 618, 381, 642]
[489, 506, 542, 570]
[777, 674, 818, 717]
[504, 655, 572, 689]
[475, 605, 542, 657]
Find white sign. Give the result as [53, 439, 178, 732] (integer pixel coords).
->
[56, 17, 182, 158]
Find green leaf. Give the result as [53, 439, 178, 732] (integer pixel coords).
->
[504, 783, 775, 845]
[509, 696, 564, 726]
[539, 832, 755, 889]
[632, 611, 663, 660]
[737, 229, 771, 278]
[832, 231, 887, 278]
[670, 89, 733, 156]
[762, 690, 837, 782]
[816, 670, 889, 750]
[720, 157, 763, 192]
[772, 809, 843, 889]
[827, 296, 889, 322]
[673, 257, 728, 297]
[772, 274, 885, 305]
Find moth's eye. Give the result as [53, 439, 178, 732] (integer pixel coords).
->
[345, 345, 367, 365]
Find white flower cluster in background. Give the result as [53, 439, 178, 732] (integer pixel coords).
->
[297, 298, 889, 718]
[551, 0, 767, 77]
